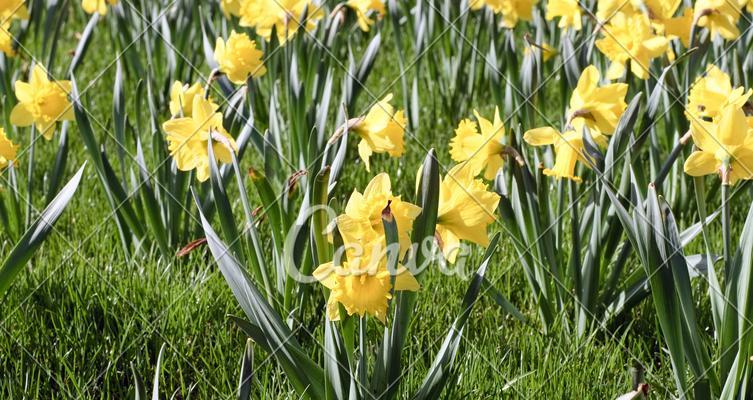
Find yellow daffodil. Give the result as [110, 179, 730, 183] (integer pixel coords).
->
[313, 232, 419, 323]
[0, 0, 29, 20]
[82, 0, 117, 15]
[524, 127, 589, 182]
[596, 0, 637, 21]
[238, 0, 324, 44]
[662, 8, 693, 47]
[523, 66, 626, 182]
[694, 0, 740, 40]
[497, 0, 538, 28]
[169, 81, 214, 117]
[10, 65, 74, 140]
[687, 65, 751, 123]
[0, 22, 15, 57]
[0, 128, 18, 170]
[595, 12, 668, 80]
[339, 173, 421, 257]
[567, 65, 628, 139]
[469, 0, 537, 27]
[685, 104, 753, 184]
[524, 42, 557, 62]
[352, 94, 405, 171]
[347, 0, 385, 31]
[545, 0, 582, 31]
[436, 164, 500, 263]
[214, 31, 267, 85]
[220, 0, 242, 17]
[450, 108, 506, 180]
[163, 96, 237, 182]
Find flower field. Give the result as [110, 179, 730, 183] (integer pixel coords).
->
[2, 0, 753, 398]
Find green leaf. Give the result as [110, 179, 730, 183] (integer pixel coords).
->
[0, 164, 85, 297]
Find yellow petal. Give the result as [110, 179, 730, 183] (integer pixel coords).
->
[10, 104, 33, 127]
[523, 127, 558, 146]
[313, 262, 337, 289]
[684, 151, 719, 176]
[393, 268, 420, 291]
[363, 173, 392, 198]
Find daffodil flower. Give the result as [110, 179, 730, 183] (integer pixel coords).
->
[0, 128, 18, 170]
[662, 8, 693, 47]
[220, 0, 242, 17]
[450, 108, 506, 180]
[595, 12, 668, 80]
[10, 65, 74, 140]
[163, 96, 238, 182]
[687, 65, 751, 123]
[468, 0, 537, 28]
[238, 0, 324, 44]
[567, 65, 628, 139]
[169, 81, 214, 117]
[545, 0, 582, 31]
[694, 0, 741, 40]
[0, 22, 15, 57]
[82, 0, 117, 15]
[338, 173, 421, 257]
[524, 127, 589, 182]
[347, 0, 385, 32]
[313, 234, 419, 323]
[684, 104, 753, 185]
[352, 94, 406, 171]
[0, 0, 29, 20]
[436, 164, 500, 263]
[214, 31, 267, 85]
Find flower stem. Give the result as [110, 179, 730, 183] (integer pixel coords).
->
[25, 126, 36, 228]
[721, 164, 731, 276]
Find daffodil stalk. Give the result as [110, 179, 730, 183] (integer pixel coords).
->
[720, 160, 731, 276]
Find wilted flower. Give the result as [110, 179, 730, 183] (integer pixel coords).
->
[687, 65, 751, 123]
[525, 42, 557, 62]
[169, 81, 213, 117]
[0, 128, 18, 170]
[0, 0, 29, 20]
[545, 0, 582, 31]
[238, 0, 324, 44]
[163, 96, 237, 182]
[450, 108, 506, 180]
[338, 173, 421, 257]
[595, 12, 668, 80]
[352, 94, 405, 171]
[435, 164, 500, 263]
[214, 31, 267, 85]
[568, 65, 628, 139]
[694, 0, 740, 40]
[524, 127, 589, 182]
[313, 232, 419, 323]
[82, 0, 117, 15]
[10, 65, 74, 140]
[347, 0, 385, 31]
[684, 104, 753, 184]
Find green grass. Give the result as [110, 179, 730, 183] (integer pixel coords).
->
[0, 4, 729, 399]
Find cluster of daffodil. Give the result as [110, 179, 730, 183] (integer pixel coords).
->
[6, 0, 753, 397]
